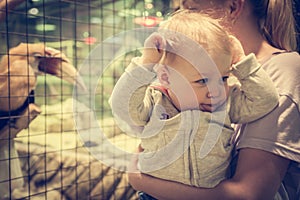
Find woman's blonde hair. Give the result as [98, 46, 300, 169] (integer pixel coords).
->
[250, 0, 297, 51]
[159, 10, 232, 61]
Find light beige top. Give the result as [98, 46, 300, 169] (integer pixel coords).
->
[234, 52, 300, 199]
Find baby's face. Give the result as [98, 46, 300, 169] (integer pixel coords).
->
[166, 52, 231, 112]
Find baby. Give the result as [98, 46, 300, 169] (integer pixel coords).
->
[110, 10, 278, 188]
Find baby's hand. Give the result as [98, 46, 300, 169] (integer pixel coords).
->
[141, 32, 166, 65]
[229, 35, 246, 65]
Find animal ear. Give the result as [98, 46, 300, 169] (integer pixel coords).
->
[154, 64, 170, 87]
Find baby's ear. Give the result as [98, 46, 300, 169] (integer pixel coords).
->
[154, 64, 170, 87]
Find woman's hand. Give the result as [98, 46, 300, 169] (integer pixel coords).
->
[127, 144, 144, 191]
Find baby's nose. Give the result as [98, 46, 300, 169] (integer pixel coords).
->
[206, 85, 226, 100]
[207, 87, 220, 98]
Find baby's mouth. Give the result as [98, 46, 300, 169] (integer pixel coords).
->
[200, 101, 226, 112]
[199, 104, 214, 112]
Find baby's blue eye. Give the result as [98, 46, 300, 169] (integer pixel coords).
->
[196, 78, 208, 85]
[222, 76, 229, 82]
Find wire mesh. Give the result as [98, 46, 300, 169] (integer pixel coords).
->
[0, 0, 175, 199]
[0, 0, 299, 199]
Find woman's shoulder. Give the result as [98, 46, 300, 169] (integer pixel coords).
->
[262, 51, 300, 78]
[263, 51, 300, 110]
[266, 51, 300, 69]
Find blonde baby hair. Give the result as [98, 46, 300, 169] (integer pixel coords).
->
[158, 9, 232, 65]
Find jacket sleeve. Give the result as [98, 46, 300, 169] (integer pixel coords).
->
[109, 57, 157, 134]
[229, 53, 279, 123]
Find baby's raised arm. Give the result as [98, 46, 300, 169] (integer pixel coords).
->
[228, 36, 279, 123]
[109, 32, 166, 133]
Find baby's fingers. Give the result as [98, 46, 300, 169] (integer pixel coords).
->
[229, 35, 245, 64]
[144, 32, 166, 52]
[142, 32, 166, 64]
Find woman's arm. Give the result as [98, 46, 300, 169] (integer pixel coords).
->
[128, 148, 290, 200]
